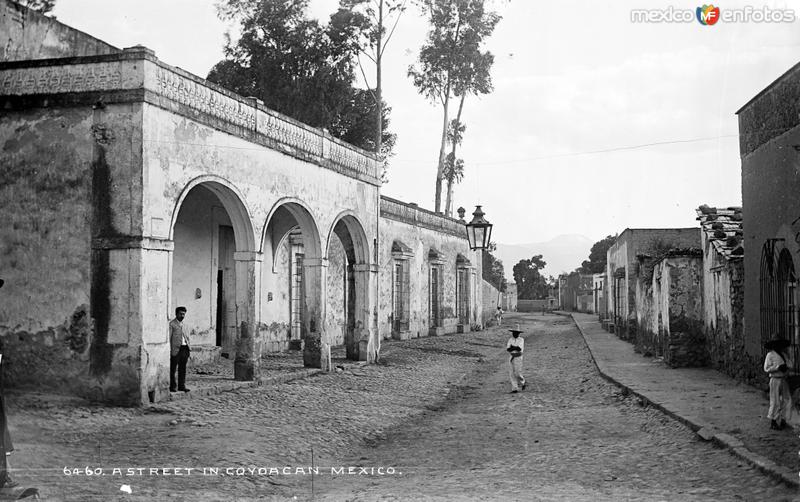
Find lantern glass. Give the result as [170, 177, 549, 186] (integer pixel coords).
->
[464, 205, 493, 251]
[473, 226, 485, 250]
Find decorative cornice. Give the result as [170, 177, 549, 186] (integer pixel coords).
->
[0, 48, 381, 186]
[380, 196, 467, 240]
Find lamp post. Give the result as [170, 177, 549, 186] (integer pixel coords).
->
[462, 205, 493, 251]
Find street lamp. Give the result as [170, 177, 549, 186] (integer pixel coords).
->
[464, 205, 493, 251]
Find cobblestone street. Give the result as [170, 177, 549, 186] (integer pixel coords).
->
[5, 314, 799, 500]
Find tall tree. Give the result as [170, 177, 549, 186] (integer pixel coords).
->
[408, 0, 500, 213]
[333, 0, 406, 163]
[579, 235, 617, 274]
[513, 255, 549, 299]
[443, 42, 494, 216]
[208, 0, 394, 156]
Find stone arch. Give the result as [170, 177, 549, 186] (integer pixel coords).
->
[168, 177, 258, 370]
[327, 212, 373, 361]
[169, 175, 256, 252]
[261, 197, 323, 260]
[325, 211, 371, 266]
[260, 198, 326, 368]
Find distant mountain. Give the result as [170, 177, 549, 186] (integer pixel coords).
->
[495, 234, 594, 280]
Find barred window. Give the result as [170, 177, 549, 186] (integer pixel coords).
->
[760, 240, 799, 371]
[457, 267, 470, 325]
[429, 265, 442, 328]
[392, 260, 410, 333]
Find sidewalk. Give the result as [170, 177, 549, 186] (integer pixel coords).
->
[570, 312, 799, 489]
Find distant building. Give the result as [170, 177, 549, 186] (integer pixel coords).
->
[502, 283, 518, 312]
[592, 273, 605, 318]
[558, 272, 593, 312]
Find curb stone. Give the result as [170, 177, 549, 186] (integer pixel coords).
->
[568, 313, 800, 489]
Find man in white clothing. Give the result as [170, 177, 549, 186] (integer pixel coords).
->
[506, 324, 525, 393]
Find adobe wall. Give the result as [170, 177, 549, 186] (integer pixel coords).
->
[607, 228, 700, 341]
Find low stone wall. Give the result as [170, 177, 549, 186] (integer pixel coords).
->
[518, 299, 554, 312]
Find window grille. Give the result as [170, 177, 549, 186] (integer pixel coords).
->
[760, 240, 799, 371]
[291, 252, 305, 340]
[457, 268, 470, 325]
[392, 261, 410, 332]
[429, 266, 441, 328]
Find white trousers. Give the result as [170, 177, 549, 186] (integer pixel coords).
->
[768, 377, 791, 421]
[509, 356, 525, 390]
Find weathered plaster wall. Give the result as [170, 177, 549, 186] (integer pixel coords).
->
[606, 228, 700, 341]
[636, 255, 705, 367]
[377, 200, 482, 340]
[258, 233, 292, 353]
[0, 99, 148, 403]
[0, 106, 95, 393]
[325, 234, 347, 347]
[1, 0, 119, 62]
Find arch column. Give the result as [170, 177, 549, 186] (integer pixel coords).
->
[303, 257, 331, 370]
[353, 263, 379, 363]
[233, 251, 263, 380]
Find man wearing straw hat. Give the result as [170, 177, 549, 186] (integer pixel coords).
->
[506, 324, 526, 393]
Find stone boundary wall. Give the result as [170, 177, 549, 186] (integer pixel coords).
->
[482, 280, 500, 325]
[0, 47, 381, 185]
[518, 299, 555, 313]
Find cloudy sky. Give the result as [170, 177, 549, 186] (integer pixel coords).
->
[53, 0, 800, 246]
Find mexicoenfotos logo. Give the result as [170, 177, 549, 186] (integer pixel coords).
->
[631, 4, 796, 24]
[696, 4, 720, 25]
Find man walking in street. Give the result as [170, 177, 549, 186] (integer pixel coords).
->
[506, 324, 525, 393]
[170, 306, 191, 392]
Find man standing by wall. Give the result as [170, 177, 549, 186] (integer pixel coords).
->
[170, 307, 191, 392]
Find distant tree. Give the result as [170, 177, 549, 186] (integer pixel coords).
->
[579, 234, 617, 274]
[482, 241, 506, 292]
[19, 0, 55, 13]
[513, 255, 549, 299]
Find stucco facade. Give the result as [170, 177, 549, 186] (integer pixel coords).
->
[737, 61, 800, 375]
[378, 197, 483, 340]
[0, 42, 387, 404]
